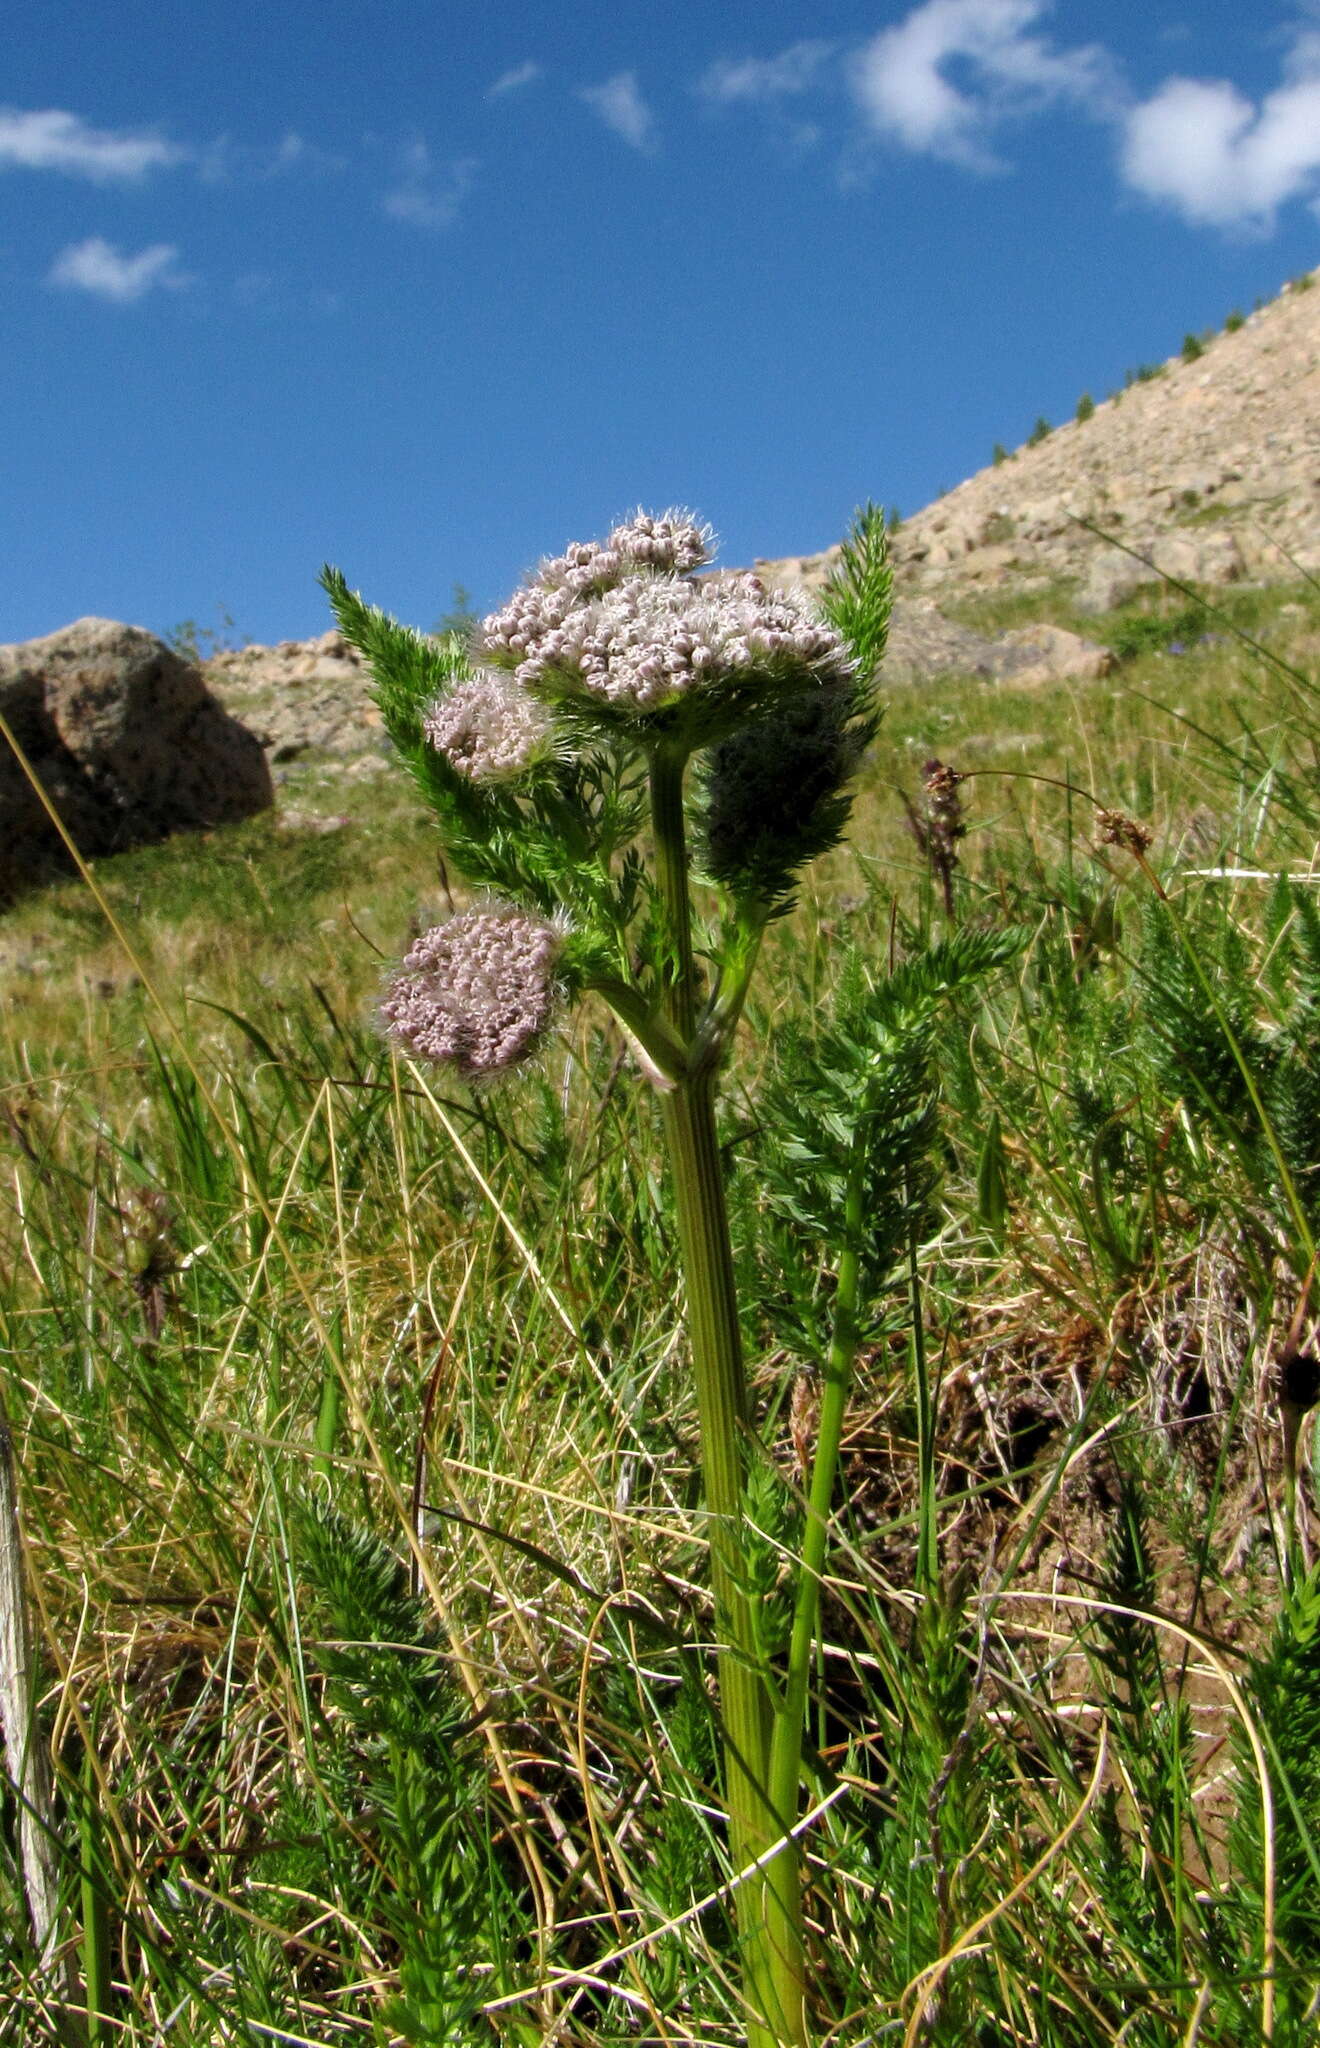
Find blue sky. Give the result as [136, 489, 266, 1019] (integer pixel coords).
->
[4, 1, 1320, 647]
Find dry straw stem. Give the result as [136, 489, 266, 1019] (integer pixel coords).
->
[991, 1588, 1278, 2045]
[405, 1061, 686, 1470]
[0, 1389, 70, 1982]
[899, 1719, 1111, 2048]
[479, 1781, 852, 2023]
[572, 1592, 681, 2044]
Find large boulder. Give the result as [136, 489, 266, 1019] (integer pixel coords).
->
[0, 617, 273, 899]
[880, 599, 1112, 687]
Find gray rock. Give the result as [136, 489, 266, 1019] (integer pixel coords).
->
[996, 624, 1115, 685]
[882, 601, 1008, 683]
[1149, 531, 1245, 586]
[204, 633, 383, 761]
[0, 617, 272, 899]
[1076, 555, 1161, 614]
[882, 601, 1111, 686]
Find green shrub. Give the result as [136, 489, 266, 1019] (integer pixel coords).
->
[991, 441, 1008, 466]
[1027, 415, 1051, 446]
[1075, 391, 1095, 423]
[1107, 599, 1209, 663]
[1224, 308, 1245, 332]
[1181, 333, 1205, 363]
[165, 608, 245, 662]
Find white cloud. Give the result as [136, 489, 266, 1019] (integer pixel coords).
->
[0, 106, 183, 181]
[850, 0, 1117, 171]
[198, 128, 345, 184]
[48, 237, 190, 303]
[488, 61, 541, 99]
[698, 41, 835, 105]
[578, 72, 656, 152]
[382, 142, 477, 228]
[1121, 58, 1320, 228]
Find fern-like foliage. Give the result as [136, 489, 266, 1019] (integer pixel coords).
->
[1137, 888, 1320, 1235]
[320, 566, 645, 957]
[1226, 1565, 1320, 2034]
[817, 501, 894, 692]
[754, 926, 1027, 1358]
[841, 1574, 996, 2033]
[293, 1496, 512, 2043]
[697, 678, 878, 920]
[1261, 886, 1320, 1222]
[1088, 1480, 1205, 2007]
[1136, 896, 1260, 1135]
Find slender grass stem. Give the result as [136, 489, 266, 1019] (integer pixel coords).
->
[908, 1210, 939, 1600]
[764, 1151, 867, 2042]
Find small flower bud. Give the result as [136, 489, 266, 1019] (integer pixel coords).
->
[381, 906, 564, 1079]
[422, 671, 553, 782]
[606, 508, 714, 576]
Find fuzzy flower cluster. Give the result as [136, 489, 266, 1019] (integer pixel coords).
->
[532, 509, 714, 598]
[423, 671, 553, 782]
[485, 567, 851, 715]
[380, 906, 563, 1078]
[480, 510, 715, 671]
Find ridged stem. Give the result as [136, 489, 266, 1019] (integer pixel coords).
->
[648, 742, 804, 2048]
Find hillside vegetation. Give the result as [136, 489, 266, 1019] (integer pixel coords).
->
[5, 290, 1320, 2044]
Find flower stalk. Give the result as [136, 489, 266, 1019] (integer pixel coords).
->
[648, 736, 800, 2045]
[322, 505, 895, 2048]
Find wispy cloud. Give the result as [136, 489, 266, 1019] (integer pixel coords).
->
[382, 142, 477, 228]
[849, 0, 1117, 172]
[198, 129, 346, 184]
[488, 61, 541, 99]
[578, 72, 656, 152]
[697, 41, 835, 106]
[48, 237, 190, 303]
[0, 107, 183, 182]
[1120, 30, 1320, 229]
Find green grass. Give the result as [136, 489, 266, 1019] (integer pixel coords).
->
[4, 580, 1320, 2041]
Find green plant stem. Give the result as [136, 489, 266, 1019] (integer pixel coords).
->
[648, 741, 800, 2048]
[765, 1150, 868, 2039]
[649, 741, 699, 1043]
[80, 1744, 112, 2046]
[908, 1208, 939, 1600]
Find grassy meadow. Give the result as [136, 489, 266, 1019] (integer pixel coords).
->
[4, 568, 1320, 2044]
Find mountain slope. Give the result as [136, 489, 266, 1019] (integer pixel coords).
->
[760, 266, 1320, 614]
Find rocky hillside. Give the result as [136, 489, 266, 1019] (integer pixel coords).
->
[759, 265, 1320, 614]
[200, 267, 1320, 760]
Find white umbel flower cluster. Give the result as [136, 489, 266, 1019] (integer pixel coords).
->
[423, 671, 553, 782]
[481, 509, 715, 667]
[480, 508, 851, 717]
[510, 572, 850, 711]
[531, 509, 714, 598]
[380, 906, 563, 1078]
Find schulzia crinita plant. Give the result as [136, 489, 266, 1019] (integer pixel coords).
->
[322, 505, 892, 2046]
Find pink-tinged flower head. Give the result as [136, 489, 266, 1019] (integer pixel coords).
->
[380, 907, 564, 1079]
[606, 508, 713, 576]
[479, 510, 715, 669]
[422, 670, 553, 782]
[514, 570, 853, 713]
[480, 578, 584, 667]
